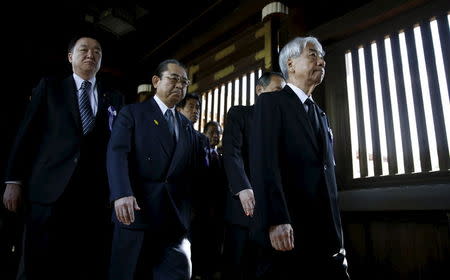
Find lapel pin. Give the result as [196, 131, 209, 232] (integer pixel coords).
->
[154, 120, 159, 125]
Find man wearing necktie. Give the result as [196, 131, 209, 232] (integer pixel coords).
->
[3, 35, 124, 280]
[250, 37, 350, 279]
[204, 121, 223, 169]
[190, 121, 227, 280]
[222, 71, 286, 280]
[108, 59, 203, 280]
[176, 93, 209, 166]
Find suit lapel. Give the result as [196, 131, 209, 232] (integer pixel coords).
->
[95, 81, 108, 130]
[96, 81, 105, 117]
[283, 86, 319, 152]
[316, 106, 330, 161]
[63, 76, 82, 132]
[147, 98, 176, 158]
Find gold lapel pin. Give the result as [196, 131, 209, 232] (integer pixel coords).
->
[154, 120, 159, 125]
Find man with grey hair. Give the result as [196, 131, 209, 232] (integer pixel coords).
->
[250, 37, 350, 279]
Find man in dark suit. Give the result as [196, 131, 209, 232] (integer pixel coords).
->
[222, 71, 285, 280]
[107, 59, 202, 280]
[177, 93, 227, 280]
[2, 34, 124, 280]
[176, 93, 210, 185]
[250, 37, 350, 279]
[189, 120, 227, 280]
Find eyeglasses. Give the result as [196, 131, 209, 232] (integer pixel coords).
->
[162, 74, 191, 87]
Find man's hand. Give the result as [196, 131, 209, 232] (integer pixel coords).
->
[238, 189, 255, 217]
[114, 196, 140, 225]
[269, 224, 294, 251]
[3, 183, 22, 212]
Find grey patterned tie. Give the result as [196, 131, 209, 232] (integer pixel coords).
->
[164, 109, 176, 142]
[79, 80, 94, 135]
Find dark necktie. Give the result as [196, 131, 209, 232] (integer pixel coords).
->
[164, 109, 176, 142]
[211, 148, 219, 161]
[210, 148, 221, 168]
[305, 98, 320, 137]
[79, 80, 94, 135]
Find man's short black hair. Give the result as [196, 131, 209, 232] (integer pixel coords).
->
[176, 93, 201, 109]
[204, 121, 221, 133]
[256, 71, 285, 88]
[154, 59, 187, 77]
[68, 33, 101, 53]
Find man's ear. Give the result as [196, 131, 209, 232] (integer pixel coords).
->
[68, 52, 73, 63]
[152, 75, 160, 88]
[256, 85, 264, 95]
[287, 58, 294, 73]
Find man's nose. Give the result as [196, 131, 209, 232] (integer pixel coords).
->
[86, 49, 94, 58]
[174, 81, 183, 89]
[318, 57, 326, 67]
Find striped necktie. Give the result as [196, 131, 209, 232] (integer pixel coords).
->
[79, 80, 94, 135]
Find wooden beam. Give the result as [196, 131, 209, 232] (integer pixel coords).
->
[364, 43, 383, 176]
[351, 49, 369, 178]
[390, 34, 415, 173]
[420, 18, 449, 171]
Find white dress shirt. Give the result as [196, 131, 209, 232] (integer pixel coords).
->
[287, 83, 315, 113]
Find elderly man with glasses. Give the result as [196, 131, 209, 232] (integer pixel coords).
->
[107, 59, 204, 280]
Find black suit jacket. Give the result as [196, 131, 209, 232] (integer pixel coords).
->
[191, 131, 209, 212]
[107, 97, 202, 241]
[250, 85, 344, 254]
[5, 75, 124, 204]
[223, 105, 253, 226]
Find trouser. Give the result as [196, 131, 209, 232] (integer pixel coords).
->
[24, 180, 112, 280]
[222, 223, 259, 280]
[109, 225, 191, 280]
[257, 247, 350, 280]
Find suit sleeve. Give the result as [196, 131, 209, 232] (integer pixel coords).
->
[250, 93, 291, 229]
[223, 107, 251, 195]
[5, 78, 47, 183]
[196, 133, 209, 171]
[107, 105, 135, 202]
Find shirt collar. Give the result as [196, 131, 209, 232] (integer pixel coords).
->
[153, 95, 176, 115]
[287, 83, 314, 104]
[209, 147, 218, 155]
[73, 73, 96, 91]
